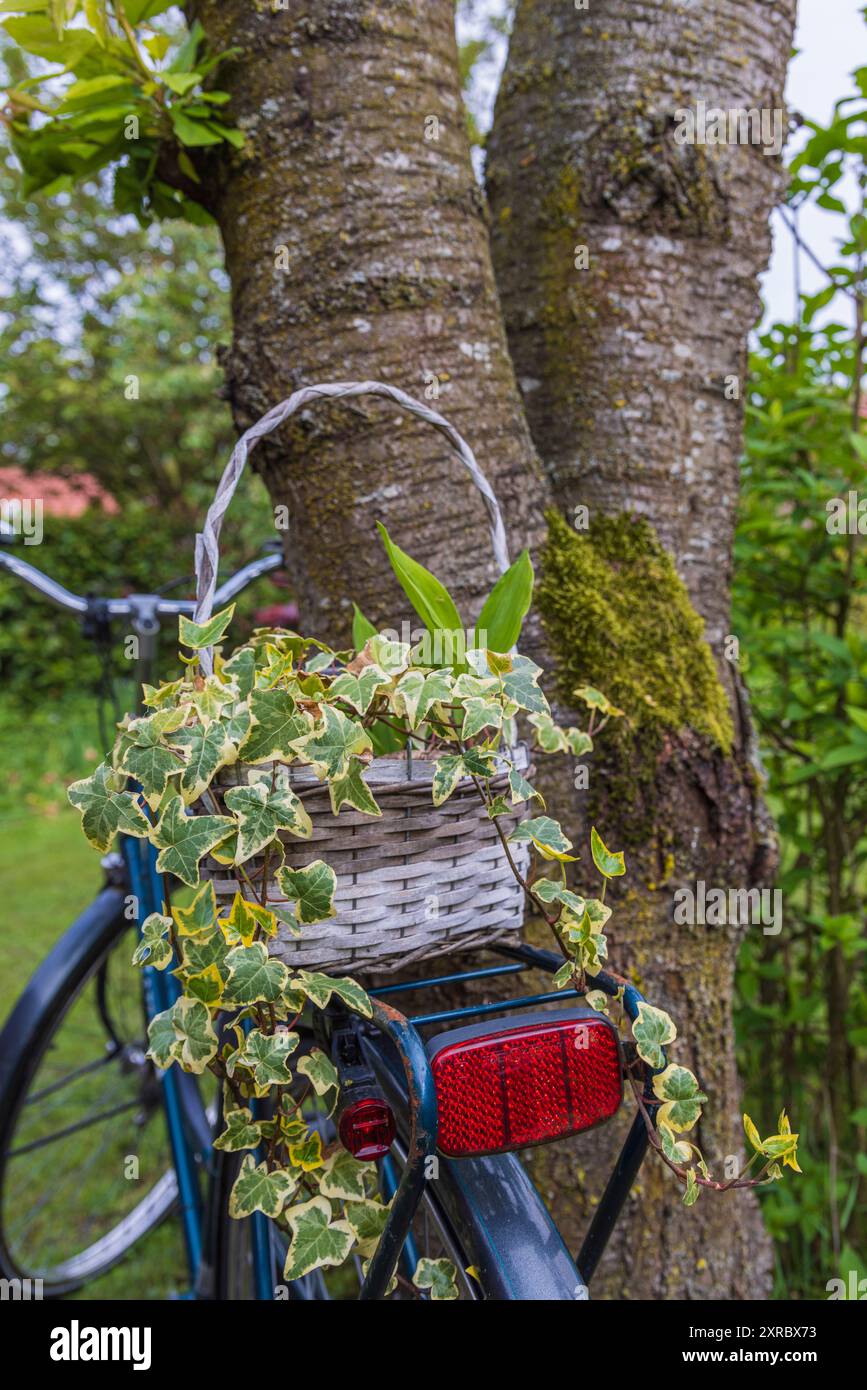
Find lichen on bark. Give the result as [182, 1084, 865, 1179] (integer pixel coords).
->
[537, 508, 733, 753]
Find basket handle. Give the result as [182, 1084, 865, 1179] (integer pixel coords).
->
[193, 380, 512, 672]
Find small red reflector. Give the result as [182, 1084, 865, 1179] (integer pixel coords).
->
[338, 1097, 396, 1160]
[430, 1015, 622, 1158]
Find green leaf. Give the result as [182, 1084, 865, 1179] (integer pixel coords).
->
[632, 1001, 677, 1068]
[224, 779, 312, 861]
[275, 860, 338, 924]
[431, 749, 496, 807]
[682, 1168, 700, 1207]
[532, 878, 586, 917]
[412, 1256, 459, 1300]
[328, 759, 382, 817]
[376, 521, 463, 642]
[161, 71, 201, 96]
[474, 549, 533, 653]
[178, 603, 235, 650]
[223, 942, 289, 1006]
[120, 708, 188, 801]
[461, 696, 504, 740]
[294, 970, 373, 1018]
[509, 815, 576, 862]
[147, 1006, 180, 1069]
[318, 1148, 375, 1201]
[295, 704, 372, 779]
[233, 1028, 299, 1087]
[68, 762, 150, 852]
[590, 826, 626, 878]
[297, 1048, 339, 1097]
[132, 913, 173, 971]
[652, 1064, 707, 1133]
[393, 668, 453, 728]
[239, 689, 313, 765]
[508, 765, 541, 806]
[282, 1196, 354, 1280]
[170, 106, 224, 147]
[230, 1155, 296, 1219]
[170, 995, 219, 1073]
[151, 797, 234, 888]
[172, 880, 219, 938]
[343, 1198, 391, 1258]
[213, 1107, 264, 1153]
[329, 663, 390, 715]
[174, 719, 235, 803]
[659, 1123, 694, 1165]
[352, 603, 378, 650]
[221, 646, 256, 701]
[500, 655, 549, 714]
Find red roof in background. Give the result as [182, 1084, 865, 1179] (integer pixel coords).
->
[0, 468, 119, 517]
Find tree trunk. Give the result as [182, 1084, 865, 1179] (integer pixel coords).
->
[188, 0, 541, 643]
[485, 0, 796, 1297]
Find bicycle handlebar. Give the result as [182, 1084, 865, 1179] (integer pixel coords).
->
[0, 544, 284, 619]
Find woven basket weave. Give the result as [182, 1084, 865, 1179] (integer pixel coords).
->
[191, 380, 531, 976]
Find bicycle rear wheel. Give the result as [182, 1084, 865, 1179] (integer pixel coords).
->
[0, 887, 208, 1296]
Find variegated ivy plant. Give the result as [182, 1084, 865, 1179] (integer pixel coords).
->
[67, 525, 799, 1297]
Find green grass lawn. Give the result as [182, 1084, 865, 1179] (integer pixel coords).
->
[0, 709, 189, 1300]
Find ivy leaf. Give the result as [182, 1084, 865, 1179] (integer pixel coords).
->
[68, 762, 150, 852]
[532, 878, 586, 917]
[393, 668, 453, 728]
[343, 1198, 391, 1258]
[652, 1064, 707, 1133]
[224, 779, 312, 861]
[500, 655, 549, 714]
[318, 1149, 376, 1201]
[239, 688, 313, 764]
[213, 1107, 264, 1153]
[221, 646, 256, 701]
[590, 826, 626, 878]
[508, 765, 542, 806]
[179, 931, 229, 978]
[222, 892, 278, 947]
[412, 1256, 459, 1301]
[295, 704, 372, 780]
[473, 548, 533, 654]
[585, 989, 610, 1014]
[235, 1028, 299, 1087]
[147, 1006, 180, 1069]
[528, 711, 569, 753]
[170, 995, 219, 1073]
[632, 1001, 677, 1068]
[223, 942, 289, 1005]
[508, 815, 576, 862]
[275, 860, 338, 924]
[659, 1123, 695, 1166]
[461, 696, 504, 740]
[131, 913, 173, 971]
[294, 970, 373, 1018]
[174, 719, 235, 803]
[184, 962, 224, 1005]
[179, 603, 235, 650]
[229, 1155, 296, 1219]
[329, 664, 390, 715]
[287, 1131, 324, 1171]
[683, 1168, 701, 1207]
[431, 750, 496, 807]
[151, 796, 234, 887]
[297, 1048, 339, 1097]
[328, 759, 382, 816]
[282, 1196, 355, 1281]
[376, 521, 463, 643]
[172, 880, 219, 938]
[573, 685, 623, 717]
[189, 674, 237, 726]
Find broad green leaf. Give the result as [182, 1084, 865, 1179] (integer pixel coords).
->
[509, 815, 576, 862]
[230, 1155, 296, 1219]
[234, 1028, 299, 1087]
[184, 962, 224, 1005]
[179, 931, 229, 979]
[352, 603, 378, 650]
[282, 1196, 354, 1280]
[68, 762, 150, 852]
[461, 696, 504, 740]
[288, 1131, 324, 1171]
[412, 1256, 459, 1301]
[297, 1048, 339, 1097]
[295, 704, 372, 779]
[573, 685, 623, 717]
[239, 688, 313, 765]
[147, 1007, 180, 1069]
[172, 880, 219, 938]
[531, 878, 586, 917]
[170, 995, 219, 1073]
[275, 860, 338, 924]
[393, 668, 453, 728]
[329, 663, 390, 715]
[132, 913, 173, 971]
[652, 1064, 707, 1133]
[377, 521, 463, 641]
[474, 548, 533, 653]
[221, 646, 256, 700]
[178, 603, 235, 650]
[213, 1107, 264, 1153]
[632, 1001, 677, 1068]
[222, 892, 278, 946]
[590, 826, 626, 878]
[508, 765, 542, 806]
[318, 1148, 377, 1201]
[223, 942, 289, 1005]
[189, 673, 236, 725]
[174, 719, 235, 803]
[328, 759, 382, 817]
[294, 970, 373, 1018]
[151, 797, 234, 888]
[659, 1123, 694, 1165]
[224, 779, 312, 861]
[366, 633, 411, 676]
[431, 748, 496, 807]
[343, 1198, 391, 1257]
[529, 711, 569, 753]
[584, 989, 610, 1014]
[501, 655, 549, 714]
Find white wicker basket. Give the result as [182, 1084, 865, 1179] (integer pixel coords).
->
[191, 381, 531, 976]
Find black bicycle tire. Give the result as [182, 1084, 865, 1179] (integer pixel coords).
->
[0, 885, 208, 1296]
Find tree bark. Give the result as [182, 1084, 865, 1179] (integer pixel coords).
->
[188, 0, 541, 643]
[486, 0, 796, 1297]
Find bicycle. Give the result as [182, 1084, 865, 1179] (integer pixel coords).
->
[0, 528, 656, 1302]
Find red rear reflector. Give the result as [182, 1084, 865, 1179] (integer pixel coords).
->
[338, 1096, 396, 1160]
[429, 1014, 623, 1158]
